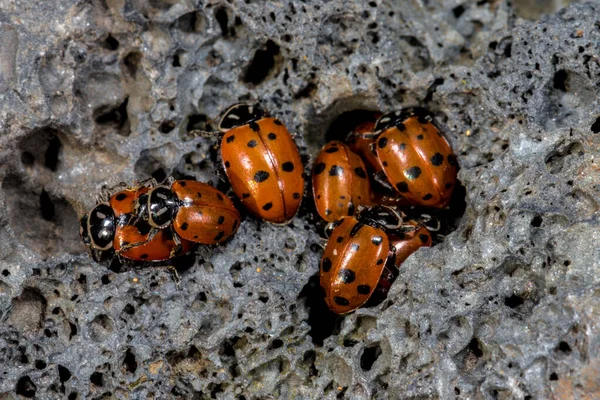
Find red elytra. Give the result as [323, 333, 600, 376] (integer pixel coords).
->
[319, 206, 432, 314]
[218, 103, 304, 224]
[109, 186, 195, 262]
[139, 179, 241, 246]
[312, 141, 372, 222]
[373, 109, 458, 208]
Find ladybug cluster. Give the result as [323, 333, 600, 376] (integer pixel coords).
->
[313, 108, 458, 314]
[80, 103, 458, 316]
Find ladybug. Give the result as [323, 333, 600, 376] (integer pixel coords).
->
[131, 179, 241, 247]
[312, 141, 372, 222]
[80, 185, 193, 262]
[371, 108, 458, 208]
[217, 103, 304, 224]
[319, 206, 432, 314]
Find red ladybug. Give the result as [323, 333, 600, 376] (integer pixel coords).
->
[372, 108, 458, 208]
[319, 206, 431, 314]
[312, 141, 373, 222]
[80, 186, 194, 262]
[132, 179, 241, 247]
[217, 103, 304, 224]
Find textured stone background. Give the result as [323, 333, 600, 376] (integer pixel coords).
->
[1, 0, 599, 398]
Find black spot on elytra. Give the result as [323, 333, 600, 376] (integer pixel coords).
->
[396, 182, 409, 193]
[322, 257, 332, 272]
[242, 193, 251, 199]
[448, 154, 457, 166]
[431, 153, 443, 166]
[419, 234, 429, 243]
[325, 146, 339, 153]
[254, 170, 270, 182]
[180, 222, 188, 230]
[404, 166, 421, 180]
[247, 139, 257, 148]
[325, 209, 332, 216]
[282, 162, 294, 172]
[396, 122, 406, 131]
[422, 193, 433, 200]
[357, 285, 371, 295]
[376, 258, 384, 265]
[293, 192, 301, 199]
[354, 167, 367, 178]
[217, 216, 225, 224]
[214, 231, 225, 241]
[115, 193, 127, 201]
[334, 296, 349, 306]
[140, 254, 149, 259]
[378, 137, 388, 148]
[372, 236, 383, 245]
[273, 119, 282, 126]
[268, 132, 277, 140]
[179, 181, 187, 187]
[313, 162, 326, 175]
[197, 192, 202, 198]
[329, 165, 344, 176]
[338, 269, 356, 284]
[249, 121, 260, 132]
[226, 135, 235, 143]
[262, 202, 273, 211]
[224, 161, 231, 168]
[217, 193, 224, 201]
[336, 236, 344, 243]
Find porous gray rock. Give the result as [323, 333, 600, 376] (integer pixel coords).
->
[0, 0, 599, 398]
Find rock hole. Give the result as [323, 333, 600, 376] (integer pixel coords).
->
[68, 393, 78, 400]
[40, 190, 55, 221]
[35, 360, 47, 370]
[159, 120, 175, 134]
[7, 287, 47, 334]
[123, 348, 138, 374]
[468, 337, 483, 358]
[16, 376, 37, 398]
[325, 109, 380, 143]
[452, 5, 465, 18]
[123, 52, 142, 77]
[504, 294, 525, 308]
[269, 339, 283, 349]
[360, 343, 382, 371]
[58, 365, 71, 382]
[556, 341, 572, 354]
[553, 69, 568, 92]
[176, 11, 205, 33]
[44, 134, 61, 171]
[90, 371, 103, 387]
[103, 34, 119, 51]
[302, 350, 318, 376]
[243, 40, 282, 85]
[297, 274, 343, 346]
[258, 293, 269, 303]
[214, 7, 229, 36]
[94, 97, 130, 136]
[591, 116, 600, 133]
[530, 215, 543, 227]
[186, 113, 213, 132]
[550, 372, 558, 380]
[89, 314, 114, 341]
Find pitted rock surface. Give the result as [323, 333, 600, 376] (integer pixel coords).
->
[0, 0, 599, 398]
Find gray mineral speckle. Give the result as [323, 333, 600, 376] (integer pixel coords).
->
[1, 0, 600, 398]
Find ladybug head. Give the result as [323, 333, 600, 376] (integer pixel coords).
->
[359, 205, 403, 232]
[217, 103, 266, 132]
[373, 108, 433, 135]
[80, 202, 116, 262]
[145, 186, 178, 229]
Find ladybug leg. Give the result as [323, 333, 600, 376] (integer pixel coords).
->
[419, 214, 441, 232]
[373, 171, 396, 193]
[215, 166, 229, 183]
[168, 227, 184, 259]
